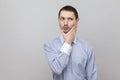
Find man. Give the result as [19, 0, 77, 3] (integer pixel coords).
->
[44, 5, 98, 80]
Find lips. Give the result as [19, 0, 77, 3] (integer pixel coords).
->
[63, 27, 69, 30]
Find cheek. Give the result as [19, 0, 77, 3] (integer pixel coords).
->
[59, 22, 64, 29]
[69, 22, 76, 28]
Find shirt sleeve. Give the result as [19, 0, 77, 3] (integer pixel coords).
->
[44, 42, 71, 75]
[60, 42, 72, 56]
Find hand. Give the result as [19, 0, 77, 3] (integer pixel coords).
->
[61, 26, 77, 45]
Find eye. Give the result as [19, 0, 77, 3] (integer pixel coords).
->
[60, 17, 65, 21]
[68, 18, 73, 21]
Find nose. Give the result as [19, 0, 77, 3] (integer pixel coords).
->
[64, 20, 68, 25]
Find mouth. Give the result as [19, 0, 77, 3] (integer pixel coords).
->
[63, 27, 69, 30]
[63, 27, 70, 33]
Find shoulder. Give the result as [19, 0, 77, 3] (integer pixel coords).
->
[44, 37, 61, 48]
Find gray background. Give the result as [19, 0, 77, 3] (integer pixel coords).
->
[0, 0, 120, 80]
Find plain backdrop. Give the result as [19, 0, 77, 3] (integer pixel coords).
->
[0, 0, 120, 80]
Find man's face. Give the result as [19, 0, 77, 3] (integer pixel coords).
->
[58, 10, 79, 33]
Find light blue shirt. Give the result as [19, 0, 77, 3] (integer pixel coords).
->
[44, 36, 98, 80]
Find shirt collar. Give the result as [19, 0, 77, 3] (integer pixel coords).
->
[60, 35, 77, 44]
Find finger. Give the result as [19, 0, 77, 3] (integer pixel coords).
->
[71, 26, 77, 35]
[68, 26, 77, 34]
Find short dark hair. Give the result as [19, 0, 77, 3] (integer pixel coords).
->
[58, 5, 78, 19]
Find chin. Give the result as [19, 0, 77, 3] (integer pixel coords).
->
[64, 32, 68, 34]
[64, 30, 69, 34]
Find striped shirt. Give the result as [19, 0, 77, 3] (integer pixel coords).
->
[44, 36, 98, 80]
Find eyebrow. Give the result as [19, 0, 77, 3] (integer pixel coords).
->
[60, 16, 74, 19]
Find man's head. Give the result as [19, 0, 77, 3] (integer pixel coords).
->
[58, 5, 79, 33]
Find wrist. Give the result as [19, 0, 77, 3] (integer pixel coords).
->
[64, 41, 72, 45]
[60, 42, 72, 55]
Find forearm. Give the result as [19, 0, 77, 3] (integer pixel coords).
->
[44, 42, 72, 75]
[50, 52, 70, 75]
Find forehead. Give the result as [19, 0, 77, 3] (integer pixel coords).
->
[59, 10, 75, 18]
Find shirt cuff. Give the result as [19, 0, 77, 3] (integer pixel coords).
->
[60, 42, 72, 55]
